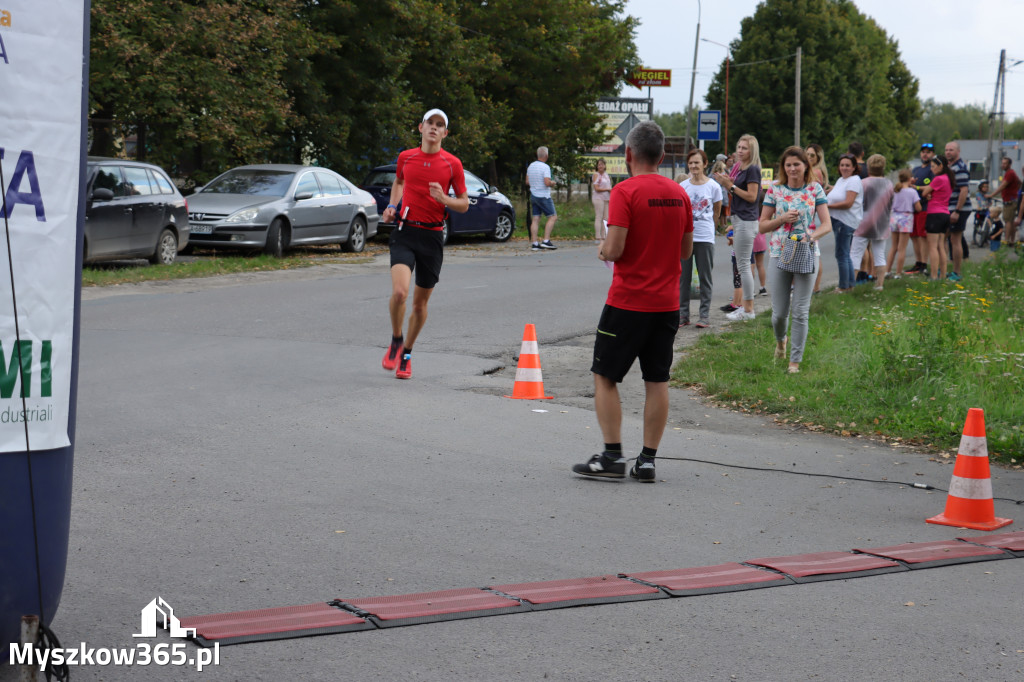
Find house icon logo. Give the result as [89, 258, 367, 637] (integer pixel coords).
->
[133, 597, 196, 638]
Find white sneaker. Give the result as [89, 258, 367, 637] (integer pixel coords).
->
[725, 308, 755, 321]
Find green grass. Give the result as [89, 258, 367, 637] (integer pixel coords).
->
[673, 253, 1024, 465]
[81, 246, 378, 287]
[510, 195, 603, 241]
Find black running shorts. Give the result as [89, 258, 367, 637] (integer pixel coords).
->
[925, 213, 950, 235]
[591, 305, 679, 383]
[390, 226, 444, 289]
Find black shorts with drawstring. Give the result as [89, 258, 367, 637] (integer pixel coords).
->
[390, 226, 444, 289]
[591, 305, 679, 383]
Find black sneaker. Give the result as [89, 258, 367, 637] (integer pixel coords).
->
[572, 453, 625, 478]
[530, 242, 541, 251]
[630, 458, 656, 483]
[719, 303, 740, 313]
[539, 240, 557, 250]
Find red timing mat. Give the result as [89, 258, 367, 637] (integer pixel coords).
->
[746, 551, 905, 583]
[490, 575, 664, 610]
[625, 563, 792, 596]
[179, 602, 372, 647]
[855, 539, 1008, 569]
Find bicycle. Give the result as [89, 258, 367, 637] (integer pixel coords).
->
[971, 197, 1001, 248]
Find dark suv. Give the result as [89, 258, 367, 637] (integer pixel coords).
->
[361, 165, 515, 244]
[84, 157, 189, 265]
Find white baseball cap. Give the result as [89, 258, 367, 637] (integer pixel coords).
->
[422, 108, 449, 127]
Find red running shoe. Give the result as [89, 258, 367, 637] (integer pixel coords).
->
[382, 339, 402, 371]
[395, 353, 412, 379]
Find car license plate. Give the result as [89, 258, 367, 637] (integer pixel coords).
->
[190, 224, 213, 234]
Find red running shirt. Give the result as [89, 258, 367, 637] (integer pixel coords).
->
[395, 148, 467, 225]
[606, 173, 694, 312]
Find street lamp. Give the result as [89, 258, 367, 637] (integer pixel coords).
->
[683, 0, 701, 154]
[701, 38, 729, 154]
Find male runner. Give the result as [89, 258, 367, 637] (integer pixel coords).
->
[572, 121, 694, 483]
[380, 109, 468, 379]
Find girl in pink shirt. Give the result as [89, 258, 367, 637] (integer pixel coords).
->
[920, 155, 955, 280]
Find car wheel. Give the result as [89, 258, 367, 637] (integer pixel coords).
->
[264, 218, 287, 257]
[149, 229, 177, 265]
[342, 216, 366, 253]
[492, 211, 514, 242]
[441, 221, 449, 246]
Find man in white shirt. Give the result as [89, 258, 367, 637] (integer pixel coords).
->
[527, 146, 558, 250]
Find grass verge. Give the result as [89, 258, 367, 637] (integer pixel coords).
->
[510, 196, 604, 242]
[672, 252, 1024, 466]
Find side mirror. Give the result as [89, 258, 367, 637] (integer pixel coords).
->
[488, 185, 498, 194]
[295, 191, 314, 201]
[91, 188, 114, 201]
[192, 186, 205, 194]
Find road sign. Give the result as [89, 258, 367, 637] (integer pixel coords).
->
[697, 110, 721, 141]
[591, 98, 653, 155]
[627, 68, 672, 89]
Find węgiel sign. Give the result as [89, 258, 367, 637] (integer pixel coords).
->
[0, 2, 83, 452]
[627, 68, 672, 89]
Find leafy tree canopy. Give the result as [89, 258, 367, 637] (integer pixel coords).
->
[912, 100, 990, 146]
[702, 0, 920, 172]
[89, 0, 639, 187]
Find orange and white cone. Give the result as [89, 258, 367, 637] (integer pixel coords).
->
[504, 324, 553, 400]
[927, 408, 1013, 531]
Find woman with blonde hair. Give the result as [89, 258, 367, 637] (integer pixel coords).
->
[805, 143, 829, 293]
[714, 133, 762, 321]
[805, 144, 829, 190]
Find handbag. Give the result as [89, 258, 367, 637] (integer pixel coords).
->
[776, 232, 815, 274]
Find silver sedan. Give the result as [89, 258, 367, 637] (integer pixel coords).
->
[186, 164, 379, 256]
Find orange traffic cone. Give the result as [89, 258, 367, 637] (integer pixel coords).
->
[927, 408, 1012, 531]
[504, 324, 553, 400]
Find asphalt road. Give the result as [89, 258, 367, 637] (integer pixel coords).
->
[7, 236, 1022, 681]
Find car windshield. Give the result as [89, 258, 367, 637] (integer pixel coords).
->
[363, 170, 396, 186]
[201, 170, 294, 196]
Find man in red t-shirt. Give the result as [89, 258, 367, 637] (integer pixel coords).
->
[572, 121, 693, 483]
[988, 157, 1022, 247]
[380, 109, 469, 379]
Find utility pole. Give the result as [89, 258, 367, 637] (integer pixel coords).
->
[701, 37, 730, 153]
[794, 46, 802, 148]
[985, 50, 1005, 185]
[683, 0, 701, 153]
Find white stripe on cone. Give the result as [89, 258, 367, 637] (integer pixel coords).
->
[948, 475, 994, 500]
[519, 340, 539, 355]
[957, 434, 988, 458]
[515, 368, 544, 383]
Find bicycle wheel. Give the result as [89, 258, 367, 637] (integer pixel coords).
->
[972, 217, 990, 247]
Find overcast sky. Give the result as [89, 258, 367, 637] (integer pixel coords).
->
[622, 0, 1024, 129]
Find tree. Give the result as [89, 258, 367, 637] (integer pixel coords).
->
[702, 0, 920, 169]
[654, 107, 700, 138]
[90, 0, 313, 181]
[912, 100, 989, 146]
[1007, 117, 1024, 140]
[89, 0, 639, 187]
[458, 0, 639, 187]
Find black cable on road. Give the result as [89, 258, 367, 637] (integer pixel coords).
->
[638, 454, 1024, 505]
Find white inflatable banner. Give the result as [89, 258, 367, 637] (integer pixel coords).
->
[0, 3, 83, 452]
